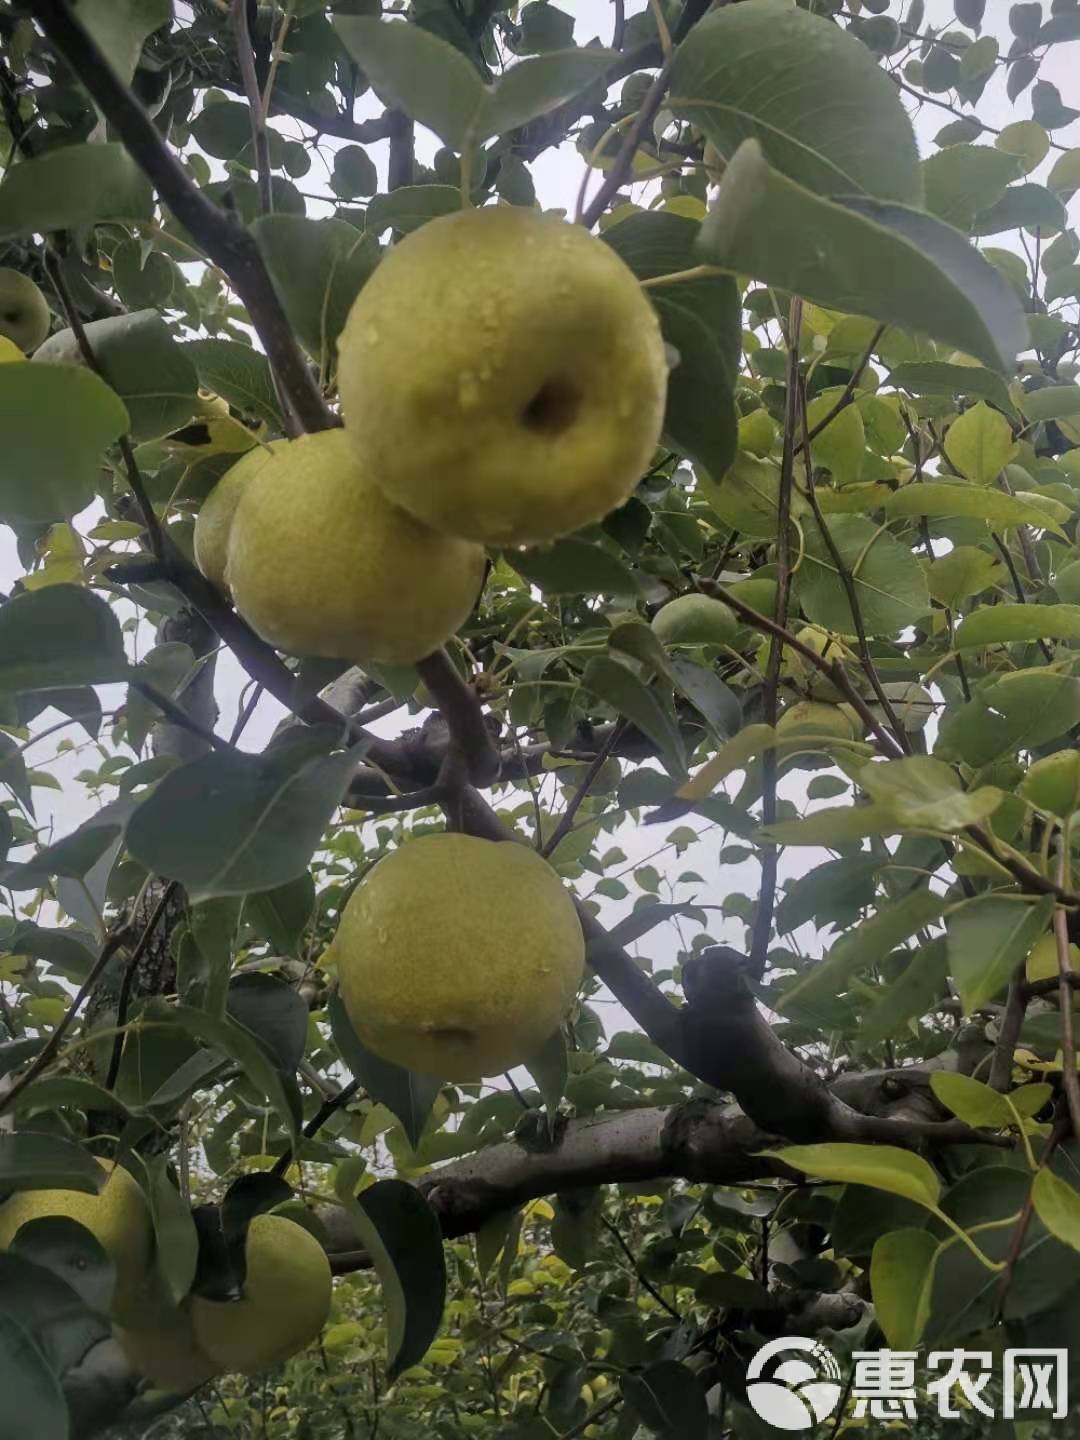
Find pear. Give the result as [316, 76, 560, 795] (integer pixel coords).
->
[0, 266, 51, 353]
[652, 594, 737, 648]
[225, 430, 485, 664]
[330, 834, 585, 1080]
[337, 206, 668, 546]
[193, 440, 287, 590]
[0, 1160, 154, 1326]
[191, 1215, 332, 1375]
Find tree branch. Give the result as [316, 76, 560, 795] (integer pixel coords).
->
[577, 53, 673, 229]
[29, 0, 334, 435]
[231, 0, 272, 215]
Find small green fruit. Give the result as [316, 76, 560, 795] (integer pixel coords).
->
[651, 594, 737, 648]
[1020, 751, 1080, 816]
[0, 266, 51, 353]
[724, 576, 778, 621]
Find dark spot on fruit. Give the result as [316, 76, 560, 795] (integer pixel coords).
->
[521, 378, 580, 436]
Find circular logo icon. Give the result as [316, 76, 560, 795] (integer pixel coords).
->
[745, 1336, 843, 1431]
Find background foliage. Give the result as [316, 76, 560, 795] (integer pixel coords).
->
[1, 0, 1080, 1435]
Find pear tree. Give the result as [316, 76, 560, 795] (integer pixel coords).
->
[1, 0, 1080, 1435]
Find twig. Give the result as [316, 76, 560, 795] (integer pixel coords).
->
[387, 110, 415, 192]
[231, 0, 272, 214]
[414, 650, 500, 785]
[30, 0, 334, 434]
[104, 883, 179, 1091]
[612, 0, 626, 50]
[271, 1078, 361, 1177]
[577, 53, 674, 229]
[805, 325, 885, 442]
[541, 721, 626, 858]
[131, 681, 233, 753]
[988, 970, 1028, 1092]
[997, 1107, 1072, 1317]
[601, 1215, 682, 1321]
[751, 297, 801, 971]
[991, 531, 1053, 663]
[1054, 839, 1080, 1139]
[799, 377, 910, 754]
[229, 682, 264, 744]
[0, 930, 129, 1115]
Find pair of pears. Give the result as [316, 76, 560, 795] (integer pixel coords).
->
[0, 1161, 332, 1392]
[195, 206, 668, 665]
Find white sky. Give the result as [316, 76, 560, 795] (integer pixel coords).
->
[2, 0, 1079, 999]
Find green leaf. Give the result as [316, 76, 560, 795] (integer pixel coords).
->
[698, 141, 1026, 374]
[955, 603, 1080, 647]
[1022, 386, 1080, 424]
[758, 802, 899, 846]
[36, 309, 198, 443]
[484, 50, 616, 139]
[603, 211, 739, 478]
[0, 1134, 105, 1194]
[329, 991, 440, 1151]
[143, 1155, 200, 1306]
[0, 364, 128, 525]
[1032, 1169, 1080, 1255]
[0, 819, 122, 891]
[871, 1228, 938, 1349]
[763, 1142, 941, 1209]
[922, 144, 1019, 230]
[334, 1172, 446, 1380]
[184, 338, 283, 428]
[669, 0, 919, 202]
[889, 360, 1016, 416]
[10, 1077, 129, 1120]
[190, 101, 252, 160]
[245, 872, 315, 958]
[857, 756, 1001, 830]
[857, 937, 950, 1051]
[946, 894, 1055, 1013]
[973, 183, 1067, 236]
[76, 0, 171, 84]
[5, 923, 96, 984]
[126, 728, 364, 902]
[364, 185, 461, 237]
[0, 143, 152, 239]
[0, 734, 32, 815]
[780, 889, 945, 1012]
[0, 586, 128, 695]
[805, 392, 865, 483]
[525, 1027, 567, 1119]
[510, 538, 638, 595]
[930, 1072, 1014, 1128]
[148, 998, 301, 1142]
[622, 1359, 708, 1440]
[125, 642, 197, 754]
[883, 480, 1067, 535]
[698, 453, 788, 539]
[182, 893, 237, 1015]
[252, 216, 379, 372]
[0, 1313, 67, 1440]
[583, 656, 686, 777]
[227, 973, 309, 1073]
[937, 673, 1080, 766]
[944, 401, 1016, 484]
[8, 1213, 115, 1318]
[334, 18, 614, 151]
[794, 515, 929, 636]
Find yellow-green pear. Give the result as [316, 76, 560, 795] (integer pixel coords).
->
[337, 206, 668, 546]
[0, 1160, 154, 1326]
[1020, 752, 1080, 816]
[193, 440, 287, 590]
[330, 834, 585, 1080]
[225, 430, 485, 664]
[116, 1298, 220, 1392]
[0, 266, 51, 353]
[777, 700, 859, 740]
[191, 1215, 332, 1375]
